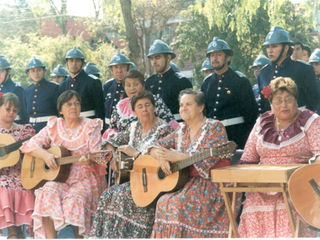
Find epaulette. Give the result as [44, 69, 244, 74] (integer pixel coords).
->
[88, 74, 99, 80]
[296, 59, 311, 65]
[14, 82, 21, 86]
[202, 73, 213, 82]
[235, 71, 247, 78]
[51, 81, 59, 85]
[260, 64, 270, 71]
[174, 72, 186, 79]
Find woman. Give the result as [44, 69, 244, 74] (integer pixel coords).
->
[20, 90, 107, 239]
[23, 57, 60, 133]
[0, 92, 35, 239]
[103, 69, 177, 140]
[147, 88, 239, 238]
[90, 91, 173, 238]
[237, 77, 320, 237]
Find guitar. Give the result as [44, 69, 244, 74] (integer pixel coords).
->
[288, 163, 320, 229]
[0, 133, 31, 169]
[115, 152, 134, 185]
[130, 141, 237, 207]
[21, 146, 106, 190]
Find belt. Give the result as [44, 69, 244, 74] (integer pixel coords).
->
[15, 115, 21, 121]
[220, 116, 244, 127]
[298, 106, 306, 110]
[29, 115, 56, 123]
[174, 114, 182, 121]
[80, 110, 95, 117]
[105, 118, 111, 125]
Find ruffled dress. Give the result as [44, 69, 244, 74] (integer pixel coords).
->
[90, 119, 173, 238]
[102, 96, 178, 140]
[238, 110, 320, 237]
[0, 125, 35, 234]
[148, 119, 241, 238]
[20, 117, 107, 239]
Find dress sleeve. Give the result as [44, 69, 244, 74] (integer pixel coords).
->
[147, 128, 177, 153]
[104, 126, 130, 149]
[109, 106, 120, 130]
[19, 126, 51, 153]
[306, 117, 320, 156]
[153, 96, 178, 129]
[237, 123, 260, 164]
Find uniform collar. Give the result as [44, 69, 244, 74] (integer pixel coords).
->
[214, 67, 231, 79]
[33, 78, 47, 87]
[272, 56, 291, 69]
[70, 69, 85, 81]
[0, 77, 14, 87]
[157, 67, 173, 79]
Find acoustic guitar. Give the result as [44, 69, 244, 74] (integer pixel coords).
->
[0, 133, 31, 169]
[130, 141, 237, 207]
[115, 152, 134, 185]
[21, 146, 106, 190]
[288, 163, 320, 229]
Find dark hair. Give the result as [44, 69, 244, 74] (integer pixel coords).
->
[57, 90, 82, 116]
[122, 69, 145, 87]
[302, 44, 311, 57]
[131, 90, 155, 111]
[268, 77, 298, 103]
[0, 92, 19, 109]
[285, 43, 293, 56]
[179, 88, 206, 116]
[294, 42, 303, 49]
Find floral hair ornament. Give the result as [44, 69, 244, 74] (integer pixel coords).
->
[261, 85, 272, 99]
[0, 92, 3, 101]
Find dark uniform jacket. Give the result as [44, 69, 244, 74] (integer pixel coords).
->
[103, 78, 127, 129]
[201, 67, 258, 149]
[145, 68, 192, 117]
[258, 57, 320, 114]
[23, 78, 60, 132]
[1, 77, 27, 124]
[60, 70, 104, 122]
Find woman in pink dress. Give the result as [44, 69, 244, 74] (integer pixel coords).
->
[237, 77, 320, 237]
[0, 92, 35, 239]
[20, 90, 107, 239]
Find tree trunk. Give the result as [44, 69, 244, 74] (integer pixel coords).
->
[119, 0, 144, 73]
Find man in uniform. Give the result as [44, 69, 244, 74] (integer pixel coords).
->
[291, 42, 304, 61]
[103, 52, 132, 129]
[309, 48, 320, 113]
[51, 64, 68, 84]
[145, 39, 192, 121]
[258, 26, 320, 114]
[60, 46, 104, 122]
[0, 55, 27, 124]
[201, 37, 258, 149]
[84, 62, 101, 79]
[201, 58, 215, 79]
[302, 44, 311, 62]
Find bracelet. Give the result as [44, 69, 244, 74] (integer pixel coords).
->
[136, 152, 142, 159]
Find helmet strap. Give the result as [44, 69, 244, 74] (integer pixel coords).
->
[4, 69, 10, 83]
[274, 44, 286, 64]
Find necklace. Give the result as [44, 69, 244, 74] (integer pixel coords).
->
[276, 117, 284, 141]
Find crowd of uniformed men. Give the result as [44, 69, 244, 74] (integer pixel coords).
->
[1, 25, 320, 150]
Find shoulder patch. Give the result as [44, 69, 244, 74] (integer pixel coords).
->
[88, 74, 99, 80]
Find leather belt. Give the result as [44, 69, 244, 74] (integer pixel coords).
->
[105, 118, 111, 125]
[80, 110, 95, 117]
[220, 116, 244, 127]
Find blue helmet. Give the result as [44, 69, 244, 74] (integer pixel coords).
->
[65, 46, 85, 60]
[51, 64, 68, 77]
[0, 56, 11, 70]
[109, 51, 131, 67]
[309, 48, 320, 63]
[201, 58, 213, 71]
[263, 26, 293, 46]
[84, 62, 101, 75]
[147, 39, 176, 59]
[129, 62, 137, 70]
[251, 54, 271, 68]
[26, 57, 45, 73]
[206, 37, 233, 58]
[170, 61, 179, 72]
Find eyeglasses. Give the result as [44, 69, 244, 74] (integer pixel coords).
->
[64, 101, 81, 107]
[272, 96, 294, 105]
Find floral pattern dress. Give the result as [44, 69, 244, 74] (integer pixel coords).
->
[20, 117, 107, 239]
[148, 119, 240, 238]
[237, 110, 320, 238]
[102, 96, 178, 140]
[90, 119, 173, 238]
[0, 125, 35, 234]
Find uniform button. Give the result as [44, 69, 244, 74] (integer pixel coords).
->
[214, 108, 216, 111]
[34, 95, 37, 98]
[32, 107, 35, 110]
[157, 94, 160, 97]
[273, 76, 276, 79]
[258, 102, 260, 106]
[216, 101, 219, 104]
[117, 84, 121, 87]
[34, 112, 36, 114]
[33, 124, 35, 126]
[71, 84, 74, 87]
[105, 97, 108, 100]
[219, 80, 222, 83]
[218, 87, 221, 90]
[116, 91, 119, 94]
[114, 99, 117, 101]
[275, 70, 278, 74]
[159, 80, 162, 83]
[113, 106, 115, 109]
[217, 94, 220, 97]
[33, 101, 35, 104]
[258, 108, 261, 111]
[158, 87, 161, 90]
[213, 116, 217, 119]
[35, 89, 38, 92]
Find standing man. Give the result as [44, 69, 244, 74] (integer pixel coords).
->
[103, 51, 131, 129]
[0, 55, 27, 124]
[201, 58, 215, 79]
[201, 37, 257, 149]
[309, 48, 320, 113]
[302, 44, 311, 62]
[60, 46, 104, 122]
[145, 39, 192, 121]
[50, 64, 68, 84]
[258, 26, 320, 114]
[291, 42, 304, 61]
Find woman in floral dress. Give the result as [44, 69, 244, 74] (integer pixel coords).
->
[20, 90, 107, 239]
[148, 89, 239, 238]
[0, 93, 35, 239]
[90, 91, 173, 238]
[237, 77, 320, 237]
[102, 69, 177, 140]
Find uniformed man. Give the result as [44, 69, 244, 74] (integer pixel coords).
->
[103, 52, 132, 129]
[309, 48, 320, 113]
[50, 64, 68, 84]
[0, 55, 27, 124]
[201, 37, 258, 149]
[145, 39, 192, 121]
[258, 26, 320, 114]
[84, 62, 101, 79]
[60, 46, 105, 122]
[291, 42, 304, 61]
[24, 57, 60, 132]
[201, 58, 215, 79]
[302, 44, 311, 62]
[170, 61, 179, 72]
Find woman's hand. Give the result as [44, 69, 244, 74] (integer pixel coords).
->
[110, 156, 119, 172]
[44, 153, 59, 171]
[155, 147, 172, 175]
[117, 145, 140, 158]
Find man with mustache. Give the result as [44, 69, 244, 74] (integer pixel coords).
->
[200, 37, 257, 149]
[145, 39, 192, 121]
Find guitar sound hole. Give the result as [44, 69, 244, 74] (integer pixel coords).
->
[158, 168, 166, 180]
[43, 163, 51, 172]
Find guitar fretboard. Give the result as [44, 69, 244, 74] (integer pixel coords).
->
[56, 153, 89, 166]
[5, 136, 32, 154]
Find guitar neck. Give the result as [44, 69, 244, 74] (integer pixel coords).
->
[56, 153, 89, 166]
[5, 136, 32, 154]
